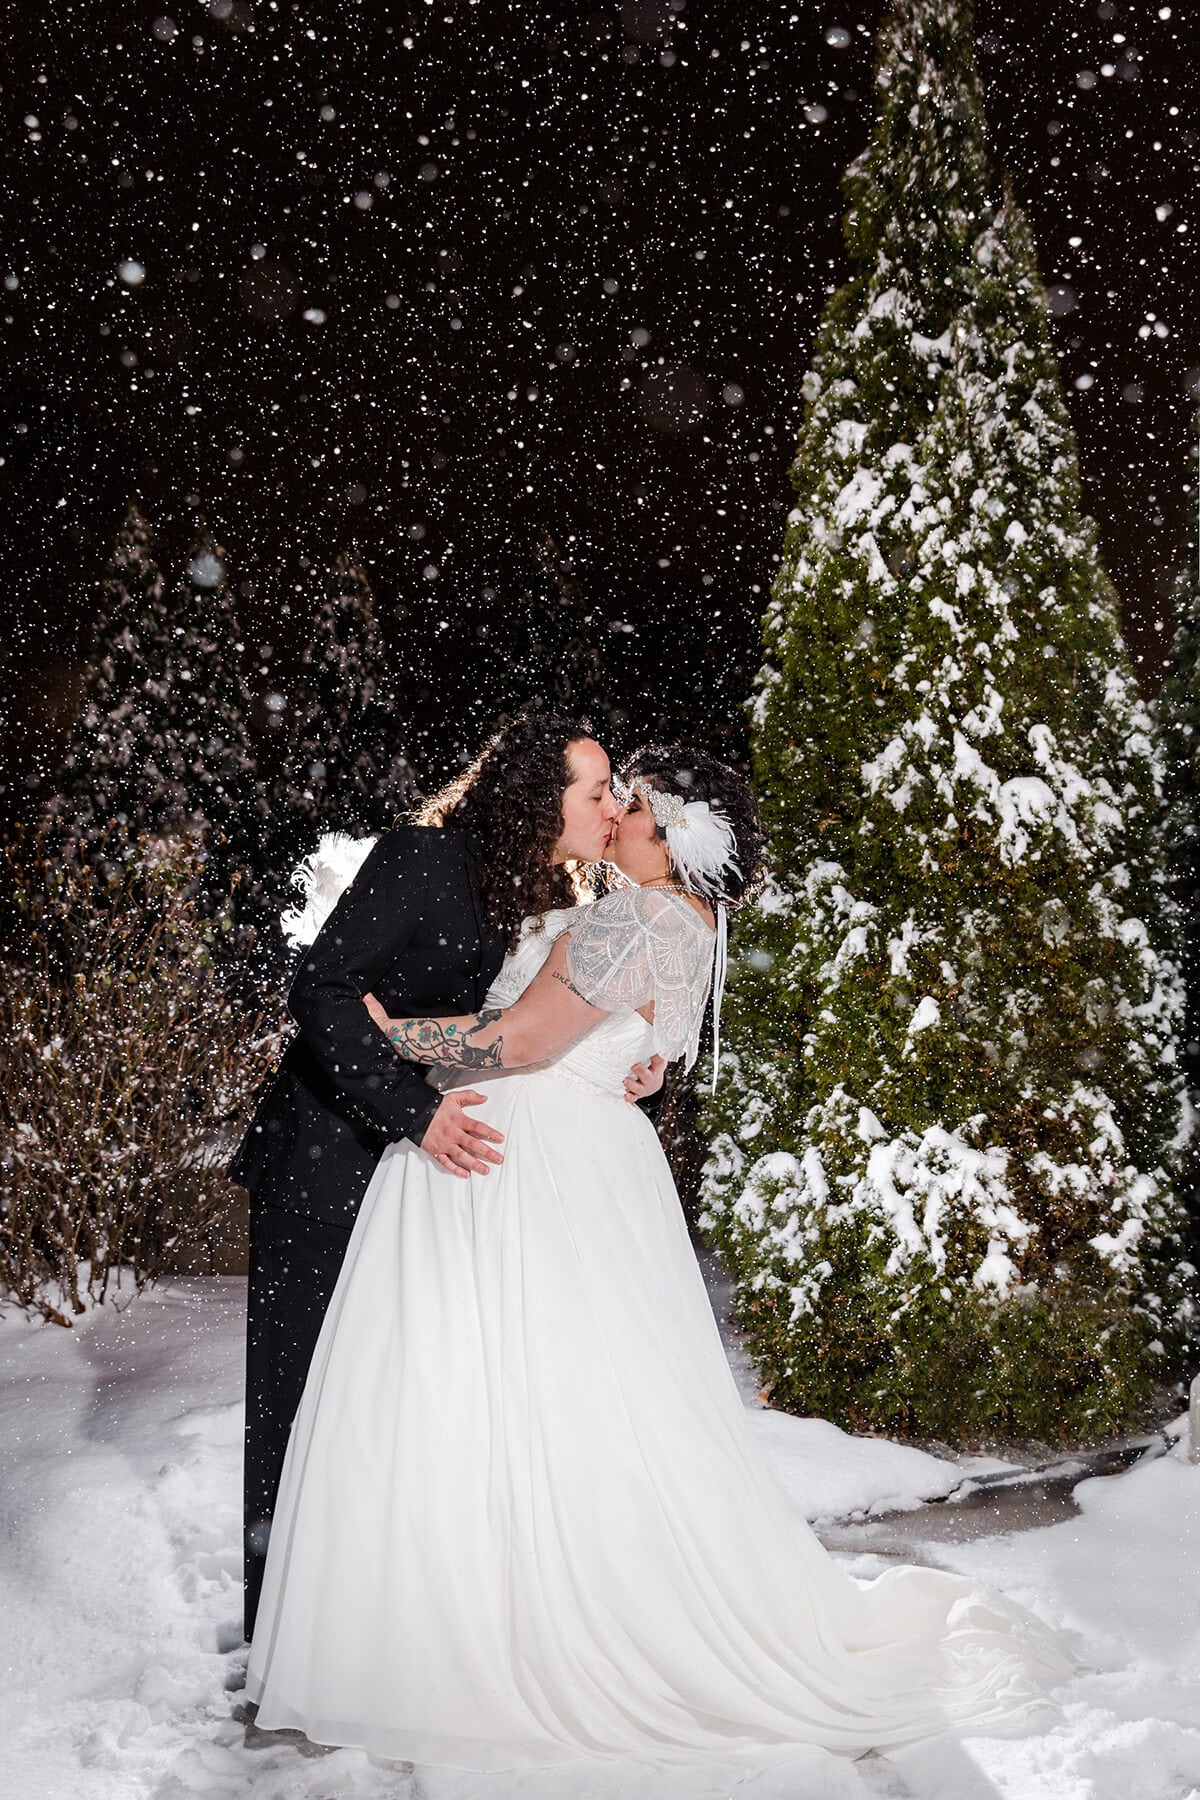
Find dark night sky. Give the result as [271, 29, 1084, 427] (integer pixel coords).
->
[3, 0, 1198, 812]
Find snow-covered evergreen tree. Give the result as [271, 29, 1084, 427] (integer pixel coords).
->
[142, 527, 262, 905]
[702, 0, 1194, 1443]
[285, 553, 416, 841]
[50, 500, 173, 845]
[1157, 404, 1200, 1103]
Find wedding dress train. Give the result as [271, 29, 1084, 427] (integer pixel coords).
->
[245, 900, 1071, 1780]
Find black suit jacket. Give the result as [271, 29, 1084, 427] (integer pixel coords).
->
[229, 825, 505, 1229]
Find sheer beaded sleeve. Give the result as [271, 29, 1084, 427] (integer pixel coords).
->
[564, 886, 715, 1068]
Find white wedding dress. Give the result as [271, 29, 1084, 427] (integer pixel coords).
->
[245, 889, 1072, 1780]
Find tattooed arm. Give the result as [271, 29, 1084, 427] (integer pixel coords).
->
[364, 936, 615, 1071]
[371, 1006, 509, 1072]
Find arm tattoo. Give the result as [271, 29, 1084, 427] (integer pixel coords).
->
[551, 969, 588, 1001]
[386, 1008, 505, 1070]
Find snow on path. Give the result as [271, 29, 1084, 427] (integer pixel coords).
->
[1, 1279, 1198, 1800]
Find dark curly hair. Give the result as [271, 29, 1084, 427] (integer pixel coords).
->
[415, 712, 596, 952]
[618, 744, 768, 906]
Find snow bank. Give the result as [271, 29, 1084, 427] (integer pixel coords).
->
[748, 1411, 1010, 1521]
[2, 1282, 1198, 1800]
[879, 1427, 1200, 1800]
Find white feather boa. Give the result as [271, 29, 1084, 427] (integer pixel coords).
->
[281, 831, 379, 950]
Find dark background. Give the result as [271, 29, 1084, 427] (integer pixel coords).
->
[3, 0, 1198, 812]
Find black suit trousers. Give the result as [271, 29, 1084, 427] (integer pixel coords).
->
[243, 1201, 352, 1640]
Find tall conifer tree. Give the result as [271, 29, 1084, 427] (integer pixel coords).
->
[51, 500, 173, 844]
[702, 0, 1194, 1442]
[285, 553, 416, 841]
[143, 527, 262, 905]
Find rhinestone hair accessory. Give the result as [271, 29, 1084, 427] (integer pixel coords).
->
[633, 780, 688, 831]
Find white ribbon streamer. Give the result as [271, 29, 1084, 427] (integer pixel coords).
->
[710, 902, 729, 1095]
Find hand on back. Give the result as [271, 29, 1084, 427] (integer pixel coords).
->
[421, 1092, 505, 1179]
[624, 1055, 667, 1104]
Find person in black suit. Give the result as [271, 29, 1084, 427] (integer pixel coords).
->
[230, 714, 663, 1639]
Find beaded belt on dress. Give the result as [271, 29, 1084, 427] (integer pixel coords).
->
[529, 1064, 628, 1106]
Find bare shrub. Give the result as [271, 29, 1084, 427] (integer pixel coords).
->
[0, 828, 282, 1324]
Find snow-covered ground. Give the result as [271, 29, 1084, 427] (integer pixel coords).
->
[2, 1279, 1199, 1800]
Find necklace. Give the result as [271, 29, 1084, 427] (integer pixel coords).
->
[640, 877, 693, 897]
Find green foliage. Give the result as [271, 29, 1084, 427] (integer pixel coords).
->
[703, 0, 1195, 1445]
[727, 1224, 1160, 1445]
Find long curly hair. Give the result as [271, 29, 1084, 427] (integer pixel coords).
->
[618, 744, 768, 906]
[415, 712, 595, 951]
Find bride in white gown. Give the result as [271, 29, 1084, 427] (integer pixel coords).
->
[245, 745, 1073, 1780]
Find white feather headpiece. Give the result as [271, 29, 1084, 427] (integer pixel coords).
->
[281, 831, 378, 950]
[631, 780, 740, 1093]
[664, 800, 742, 904]
[631, 781, 742, 903]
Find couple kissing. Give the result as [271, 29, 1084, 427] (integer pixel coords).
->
[230, 711, 1073, 1778]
